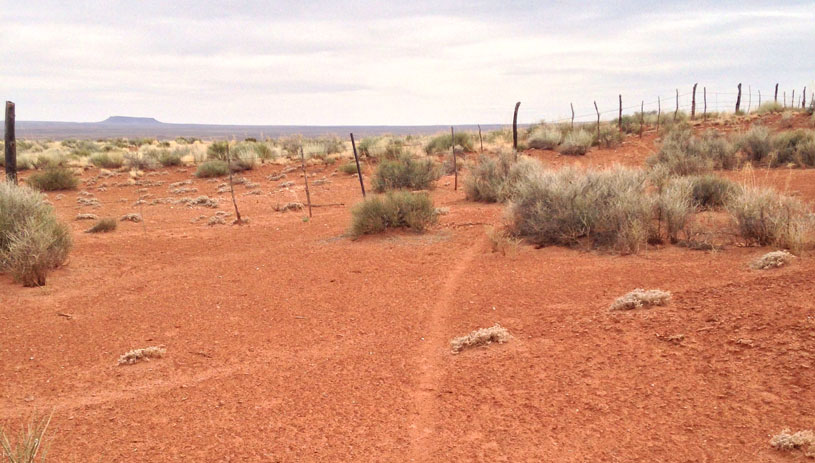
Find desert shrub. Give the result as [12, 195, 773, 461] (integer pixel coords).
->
[130, 137, 155, 147]
[772, 129, 815, 166]
[339, 162, 359, 175]
[424, 132, 474, 154]
[86, 218, 117, 233]
[755, 101, 783, 114]
[356, 137, 380, 158]
[0, 412, 53, 462]
[32, 150, 68, 169]
[195, 160, 229, 178]
[26, 167, 78, 191]
[699, 131, 740, 169]
[371, 155, 440, 192]
[507, 166, 653, 253]
[620, 114, 643, 134]
[656, 177, 695, 243]
[207, 141, 229, 160]
[118, 346, 166, 365]
[750, 250, 794, 270]
[609, 289, 671, 310]
[738, 126, 773, 162]
[558, 129, 593, 155]
[14, 154, 36, 171]
[64, 139, 100, 157]
[124, 152, 157, 170]
[462, 150, 538, 203]
[727, 186, 813, 253]
[527, 125, 562, 150]
[156, 148, 185, 167]
[779, 111, 795, 129]
[450, 324, 510, 353]
[89, 152, 124, 168]
[441, 153, 464, 175]
[485, 226, 521, 256]
[594, 125, 623, 148]
[350, 191, 437, 237]
[770, 429, 814, 457]
[689, 174, 738, 209]
[648, 127, 711, 175]
[0, 183, 72, 286]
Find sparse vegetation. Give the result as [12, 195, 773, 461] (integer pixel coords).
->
[655, 177, 695, 243]
[558, 129, 593, 155]
[727, 186, 813, 253]
[527, 125, 562, 150]
[371, 155, 440, 192]
[0, 412, 52, 463]
[737, 126, 773, 163]
[350, 191, 437, 237]
[118, 346, 166, 365]
[0, 183, 72, 286]
[450, 324, 510, 353]
[26, 167, 78, 191]
[196, 160, 229, 178]
[750, 250, 794, 270]
[463, 151, 537, 203]
[339, 162, 359, 175]
[755, 101, 783, 114]
[424, 132, 474, 154]
[609, 289, 672, 310]
[689, 174, 737, 209]
[485, 226, 521, 256]
[770, 429, 814, 457]
[89, 152, 124, 168]
[85, 218, 117, 233]
[647, 126, 739, 175]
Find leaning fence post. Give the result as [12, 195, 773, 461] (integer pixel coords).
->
[299, 146, 313, 218]
[4, 101, 16, 184]
[593, 100, 600, 140]
[477, 124, 483, 152]
[349, 133, 365, 198]
[512, 101, 520, 155]
[570, 103, 575, 131]
[618, 94, 623, 133]
[703, 87, 707, 121]
[450, 126, 457, 191]
[735, 83, 742, 113]
[691, 83, 697, 119]
[803, 87, 807, 109]
[674, 89, 679, 121]
[774, 83, 779, 102]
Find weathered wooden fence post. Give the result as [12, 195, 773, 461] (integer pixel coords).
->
[639, 100, 644, 138]
[570, 103, 575, 131]
[792, 89, 795, 109]
[4, 101, 16, 184]
[657, 96, 661, 133]
[512, 101, 520, 155]
[618, 94, 623, 133]
[450, 126, 457, 191]
[735, 83, 742, 113]
[674, 88, 679, 121]
[784, 91, 787, 107]
[477, 124, 483, 152]
[593, 101, 600, 141]
[758, 89, 761, 108]
[703, 87, 707, 121]
[803, 87, 807, 108]
[774, 83, 779, 102]
[299, 146, 313, 218]
[349, 133, 365, 198]
[691, 83, 697, 119]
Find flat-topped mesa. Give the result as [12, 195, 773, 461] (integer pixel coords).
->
[100, 116, 162, 125]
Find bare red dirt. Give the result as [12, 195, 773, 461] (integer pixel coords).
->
[2, 113, 815, 462]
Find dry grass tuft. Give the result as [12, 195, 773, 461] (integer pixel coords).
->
[120, 213, 142, 223]
[770, 429, 815, 457]
[750, 250, 795, 270]
[485, 226, 521, 256]
[85, 218, 117, 233]
[75, 213, 98, 221]
[0, 412, 52, 463]
[118, 346, 166, 365]
[450, 324, 511, 354]
[610, 289, 672, 311]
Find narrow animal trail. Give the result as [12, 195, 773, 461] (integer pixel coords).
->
[408, 239, 483, 462]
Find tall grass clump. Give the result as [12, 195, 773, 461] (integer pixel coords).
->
[26, 167, 78, 191]
[424, 132, 474, 154]
[727, 186, 813, 253]
[195, 160, 229, 178]
[558, 129, 593, 155]
[655, 177, 695, 243]
[755, 101, 783, 114]
[371, 155, 440, 192]
[0, 183, 72, 286]
[350, 191, 437, 237]
[0, 412, 52, 462]
[507, 166, 653, 253]
[527, 125, 562, 150]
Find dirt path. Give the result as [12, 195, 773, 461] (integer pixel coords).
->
[408, 238, 483, 461]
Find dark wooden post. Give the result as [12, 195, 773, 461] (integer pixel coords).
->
[4, 101, 16, 184]
[774, 83, 779, 102]
[735, 83, 742, 113]
[703, 87, 707, 121]
[639, 100, 644, 138]
[226, 143, 245, 225]
[691, 83, 697, 119]
[299, 146, 313, 218]
[618, 94, 623, 133]
[758, 89, 761, 108]
[477, 124, 483, 152]
[450, 126, 457, 191]
[803, 87, 807, 108]
[349, 133, 365, 198]
[674, 89, 679, 121]
[792, 90, 795, 109]
[512, 101, 520, 154]
[656, 96, 661, 133]
[570, 103, 575, 130]
[593, 101, 600, 141]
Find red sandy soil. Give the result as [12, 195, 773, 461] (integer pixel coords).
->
[2, 113, 815, 462]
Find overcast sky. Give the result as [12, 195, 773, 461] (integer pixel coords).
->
[1, 1, 813, 125]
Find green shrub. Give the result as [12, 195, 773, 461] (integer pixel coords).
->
[86, 218, 117, 233]
[0, 183, 72, 286]
[195, 160, 229, 178]
[350, 191, 437, 237]
[507, 166, 653, 253]
[89, 152, 125, 168]
[157, 148, 185, 167]
[527, 126, 562, 150]
[620, 114, 643, 134]
[727, 186, 813, 253]
[207, 141, 229, 160]
[559, 129, 593, 155]
[690, 174, 738, 209]
[371, 155, 440, 192]
[424, 132, 474, 154]
[27, 167, 79, 191]
[699, 131, 740, 170]
[464, 151, 528, 202]
[356, 137, 379, 158]
[755, 101, 783, 114]
[738, 126, 773, 162]
[646, 126, 739, 175]
[339, 162, 359, 175]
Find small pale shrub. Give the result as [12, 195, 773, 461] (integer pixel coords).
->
[558, 129, 593, 155]
[195, 160, 229, 178]
[770, 429, 814, 457]
[118, 346, 166, 365]
[339, 162, 359, 175]
[26, 167, 79, 191]
[371, 155, 440, 192]
[750, 250, 794, 270]
[89, 152, 124, 168]
[689, 174, 738, 209]
[727, 186, 813, 253]
[207, 141, 229, 160]
[350, 191, 437, 237]
[594, 125, 623, 148]
[738, 126, 773, 162]
[656, 177, 695, 243]
[464, 151, 515, 202]
[647, 127, 713, 175]
[85, 218, 117, 233]
[755, 101, 783, 114]
[124, 152, 157, 171]
[485, 226, 521, 256]
[527, 125, 562, 150]
[609, 289, 671, 310]
[424, 132, 474, 154]
[450, 324, 510, 353]
[772, 129, 815, 166]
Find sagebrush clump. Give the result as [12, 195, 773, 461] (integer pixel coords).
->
[195, 160, 229, 178]
[424, 132, 474, 154]
[609, 289, 672, 310]
[770, 429, 814, 457]
[558, 129, 593, 155]
[350, 191, 437, 237]
[26, 167, 79, 191]
[371, 155, 440, 192]
[450, 324, 510, 353]
[0, 183, 72, 286]
[727, 186, 813, 253]
[118, 346, 166, 365]
[750, 250, 795, 270]
[86, 218, 117, 233]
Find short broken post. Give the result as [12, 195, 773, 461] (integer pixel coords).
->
[226, 143, 245, 225]
[4, 101, 16, 184]
[450, 126, 457, 191]
[618, 94, 622, 133]
[803, 87, 807, 109]
[477, 124, 483, 152]
[299, 146, 313, 218]
[349, 133, 365, 198]
[570, 103, 575, 130]
[512, 101, 520, 156]
[593, 100, 600, 141]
